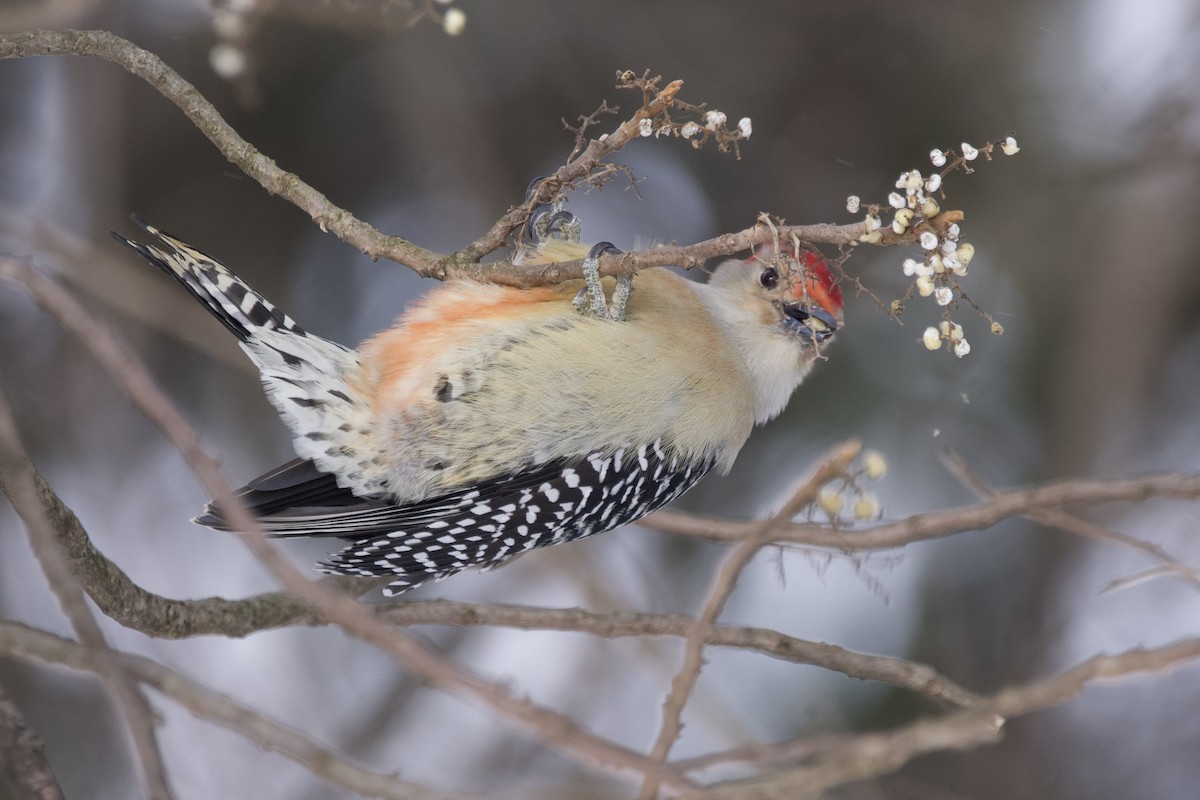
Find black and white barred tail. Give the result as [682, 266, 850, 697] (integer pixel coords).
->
[114, 217, 381, 496]
[112, 215, 306, 342]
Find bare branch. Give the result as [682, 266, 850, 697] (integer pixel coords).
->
[0, 30, 914, 289]
[454, 74, 687, 265]
[0, 374, 175, 799]
[0, 444, 981, 709]
[0, 621, 478, 800]
[642, 471, 1200, 548]
[0, 444, 341, 638]
[0, 681, 63, 800]
[941, 450, 1200, 592]
[696, 637, 1200, 798]
[0, 409, 975, 711]
[0, 30, 438, 266]
[0, 444, 989, 711]
[377, 602, 983, 709]
[639, 441, 863, 799]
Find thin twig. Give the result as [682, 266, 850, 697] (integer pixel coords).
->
[940, 450, 1200, 592]
[0, 444, 981, 708]
[671, 731, 855, 777]
[639, 441, 863, 799]
[0, 378, 175, 800]
[0, 30, 438, 271]
[0, 445, 347, 638]
[696, 637, 1200, 798]
[0, 621, 479, 800]
[641, 471, 1200, 548]
[0, 437, 986, 708]
[0, 30, 912, 288]
[0, 680, 64, 800]
[379, 601, 982, 709]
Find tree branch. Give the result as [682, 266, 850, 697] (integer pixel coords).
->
[940, 450, 1200, 592]
[0, 681, 63, 800]
[641, 471, 1200, 548]
[0, 394, 976, 711]
[0, 29, 439, 271]
[0, 621, 478, 800]
[0, 440, 981, 708]
[0, 375, 175, 800]
[695, 637, 1200, 798]
[0, 30, 907, 289]
[639, 440, 863, 798]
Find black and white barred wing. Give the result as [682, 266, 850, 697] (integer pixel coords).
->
[330, 442, 715, 594]
[210, 443, 715, 595]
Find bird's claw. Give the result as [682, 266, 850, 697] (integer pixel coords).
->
[573, 242, 633, 322]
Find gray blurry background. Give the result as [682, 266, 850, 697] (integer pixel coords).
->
[2, 1, 1199, 798]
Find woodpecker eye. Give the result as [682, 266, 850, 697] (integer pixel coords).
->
[759, 267, 779, 289]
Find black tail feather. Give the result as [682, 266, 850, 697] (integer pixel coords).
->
[112, 215, 305, 342]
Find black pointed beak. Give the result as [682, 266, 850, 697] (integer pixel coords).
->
[783, 303, 839, 343]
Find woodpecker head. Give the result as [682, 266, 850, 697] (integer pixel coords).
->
[728, 246, 844, 346]
[703, 247, 843, 423]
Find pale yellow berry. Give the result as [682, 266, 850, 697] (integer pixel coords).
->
[990, 321, 1005, 335]
[1001, 136, 1020, 156]
[916, 275, 935, 296]
[442, 7, 466, 35]
[920, 197, 940, 218]
[852, 495, 879, 520]
[863, 450, 888, 479]
[892, 208, 914, 233]
[922, 326, 942, 350]
[819, 489, 845, 515]
[956, 242, 975, 266]
[209, 44, 246, 79]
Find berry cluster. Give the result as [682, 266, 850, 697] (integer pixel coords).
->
[847, 136, 1019, 357]
[817, 449, 889, 521]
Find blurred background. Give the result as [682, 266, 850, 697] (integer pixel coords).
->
[1, 1, 1199, 798]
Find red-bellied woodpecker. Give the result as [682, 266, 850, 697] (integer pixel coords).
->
[114, 213, 843, 595]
